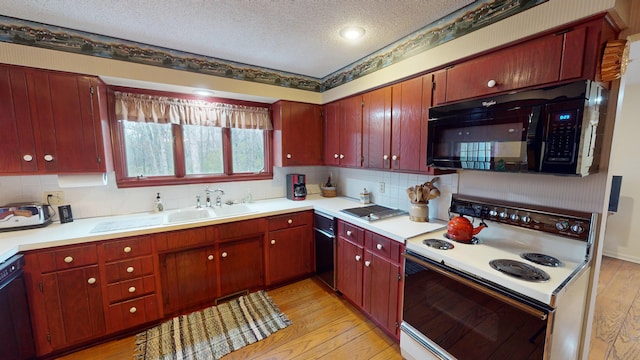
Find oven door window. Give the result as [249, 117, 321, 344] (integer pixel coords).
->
[403, 255, 549, 359]
[428, 106, 538, 172]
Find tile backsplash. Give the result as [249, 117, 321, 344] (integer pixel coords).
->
[0, 167, 458, 222]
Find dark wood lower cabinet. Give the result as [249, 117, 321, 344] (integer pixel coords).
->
[160, 246, 218, 316]
[218, 236, 264, 296]
[336, 220, 403, 339]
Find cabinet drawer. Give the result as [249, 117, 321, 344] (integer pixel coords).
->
[105, 256, 154, 283]
[218, 218, 265, 241]
[106, 275, 156, 304]
[32, 244, 98, 272]
[103, 236, 151, 262]
[155, 226, 212, 252]
[268, 211, 312, 231]
[338, 220, 364, 246]
[365, 232, 402, 263]
[107, 294, 159, 332]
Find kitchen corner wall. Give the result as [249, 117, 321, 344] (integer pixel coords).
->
[0, 167, 456, 222]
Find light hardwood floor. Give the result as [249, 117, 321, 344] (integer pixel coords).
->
[588, 256, 640, 360]
[56, 256, 639, 360]
[56, 277, 402, 360]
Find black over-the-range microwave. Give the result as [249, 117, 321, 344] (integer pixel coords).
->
[427, 80, 608, 176]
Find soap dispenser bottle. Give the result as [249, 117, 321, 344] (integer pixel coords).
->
[154, 193, 164, 212]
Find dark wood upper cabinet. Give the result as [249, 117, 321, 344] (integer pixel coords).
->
[362, 86, 392, 170]
[323, 95, 363, 167]
[272, 100, 323, 166]
[0, 63, 112, 175]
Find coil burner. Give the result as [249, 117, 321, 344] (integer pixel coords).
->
[443, 233, 480, 244]
[521, 253, 563, 267]
[422, 239, 454, 250]
[489, 259, 550, 282]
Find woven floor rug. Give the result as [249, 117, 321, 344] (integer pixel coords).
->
[134, 291, 291, 360]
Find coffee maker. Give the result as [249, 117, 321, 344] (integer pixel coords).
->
[286, 174, 307, 201]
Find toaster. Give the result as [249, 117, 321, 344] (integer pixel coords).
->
[0, 203, 53, 231]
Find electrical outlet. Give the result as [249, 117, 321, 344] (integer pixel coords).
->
[44, 191, 65, 205]
[379, 182, 385, 193]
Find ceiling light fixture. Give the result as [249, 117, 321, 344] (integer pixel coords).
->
[340, 26, 365, 40]
[194, 89, 215, 96]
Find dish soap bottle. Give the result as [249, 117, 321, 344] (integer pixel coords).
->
[154, 193, 164, 212]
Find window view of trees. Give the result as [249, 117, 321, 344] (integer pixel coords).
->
[123, 121, 174, 176]
[232, 128, 265, 173]
[183, 124, 224, 175]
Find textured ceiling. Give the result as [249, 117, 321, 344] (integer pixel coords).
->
[0, 0, 473, 79]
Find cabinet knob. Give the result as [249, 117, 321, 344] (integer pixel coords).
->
[376, 244, 383, 250]
[286, 153, 292, 159]
[392, 155, 398, 161]
[346, 230, 352, 236]
[64, 256, 74, 264]
[383, 154, 389, 160]
[355, 255, 361, 261]
[487, 79, 497, 88]
[87, 277, 96, 285]
[23, 154, 33, 162]
[208, 255, 214, 261]
[334, 153, 339, 159]
[123, 246, 132, 253]
[365, 261, 371, 267]
[221, 252, 228, 258]
[287, 219, 293, 224]
[271, 239, 276, 245]
[43, 154, 54, 162]
[129, 307, 137, 314]
[339, 154, 345, 159]
[126, 266, 135, 273]
[128, 286, 136, 293]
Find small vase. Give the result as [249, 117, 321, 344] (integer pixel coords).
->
[409, 203, 429, 222]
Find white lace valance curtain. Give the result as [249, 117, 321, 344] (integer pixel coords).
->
[114, 91, 272, 130]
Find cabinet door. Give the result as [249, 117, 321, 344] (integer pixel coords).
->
[273, 101, 323, 166]
[28, 71, 106, 173]
[323, 101, 340, 166]
[391, 76, 424, 172]
[362, 86, 392, 169]
[339, 95, 363, 167]
[267, 225, 313, 285]
[0, 66, 38, 174]
[445, 34, 564, 103]
[363, 251, 401, 338]
[160, 246, 217, 315]
[218, 236, 264, 296]
[336, 237, 363, 307]
[39, 265, 105, 351]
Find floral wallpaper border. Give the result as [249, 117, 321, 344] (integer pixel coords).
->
[0, 0, 546, 93]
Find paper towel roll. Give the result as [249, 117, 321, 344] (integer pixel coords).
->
[57, 173, 108, 188]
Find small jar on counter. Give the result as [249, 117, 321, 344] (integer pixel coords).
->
[360, 188, 370, 204]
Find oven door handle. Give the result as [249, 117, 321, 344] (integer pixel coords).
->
[404, 252, 548, 321]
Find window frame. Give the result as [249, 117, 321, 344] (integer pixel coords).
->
[108, 86, 273, 188]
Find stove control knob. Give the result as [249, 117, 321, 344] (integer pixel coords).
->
[499, 211, 509, 219]
[521, 215, 532, 224]
[571, 223, 585, 234]
[510, 213, 520, 222]
[556, 221, 570, 231]
[489, 208, 498, 217]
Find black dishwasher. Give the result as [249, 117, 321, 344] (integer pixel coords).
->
[0, 254, 36, 360]
[314, 212, 336, 290]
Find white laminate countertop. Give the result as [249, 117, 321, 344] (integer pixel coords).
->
[0, 195, 446, 263]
